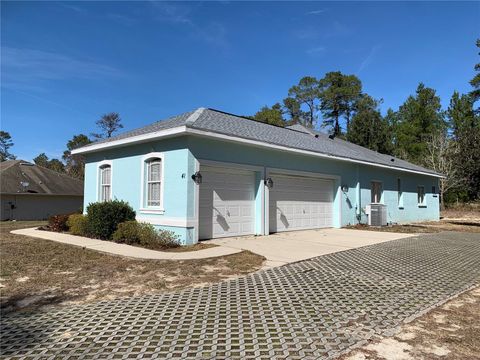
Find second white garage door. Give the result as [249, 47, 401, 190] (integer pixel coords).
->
[199, 166, 256, 240]
[269, 174, 334, 233]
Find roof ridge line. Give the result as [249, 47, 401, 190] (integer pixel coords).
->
[185, 107, 206, 127]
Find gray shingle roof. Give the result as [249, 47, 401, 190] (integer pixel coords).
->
[77, 108, 440, 176]
[90, 110, 195, 146]
[0, 160, 84, 195]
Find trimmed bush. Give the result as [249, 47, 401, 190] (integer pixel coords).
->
[112, 221, 156, 245]
[85, 200, 135, 240]
[48, 214, 70, 232]
[112, 221, 180, 249]
[67, 214, 88, 236]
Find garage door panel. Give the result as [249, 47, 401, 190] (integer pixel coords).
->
[269, 174, 333, 233]
[214, 190, 253, 202]
[199, 166, 256, 240]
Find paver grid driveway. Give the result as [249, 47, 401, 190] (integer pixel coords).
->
[1, 232, 479, 359]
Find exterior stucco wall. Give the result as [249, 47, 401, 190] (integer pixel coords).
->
[83, 137, 196, 244]
[1, 194, 83, 221]
[82, 134, 440, 244]
[188, 136, 357, 228]
[358, 166, 440, 224]
[188, 136, 439, 227]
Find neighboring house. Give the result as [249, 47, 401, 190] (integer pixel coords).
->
[73, 108, 441, 245]
[0, 160, 84, 221]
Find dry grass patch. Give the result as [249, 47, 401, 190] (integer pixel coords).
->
[0, 221, 265, 313]
[442, 203, 480, 221]
[348, 223, 439, 234]
[346, 204, 480, 234]
[348, 219, 480, 234]
[340, 286, 480, 360]
[163, 242, 218, 252]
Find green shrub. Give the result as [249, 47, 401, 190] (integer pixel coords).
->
[112, 221, 180, 249]
[85, 200, 136, 240]
[67, 214, 88, 236]
[48, 214, 70, 232]
[156, 229, 180, 248]
[112, 221, 156, 245]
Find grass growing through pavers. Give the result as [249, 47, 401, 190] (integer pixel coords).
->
[0, 221, 265, 313]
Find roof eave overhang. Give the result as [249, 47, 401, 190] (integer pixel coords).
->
[185, 128, 444, 178]
[71, 126, 188, 155]
[71, 125, 443, 178]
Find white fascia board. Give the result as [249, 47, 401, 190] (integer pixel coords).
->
[71, 123, 442, 178]
[71, 126, 187, 154]
[185, 128, 444, 178]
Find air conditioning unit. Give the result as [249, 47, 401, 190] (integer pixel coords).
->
[366, 204, 387, 226]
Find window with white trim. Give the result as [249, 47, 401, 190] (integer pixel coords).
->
[417, 186, 425, 206]
[371, 181, 382, 203]
[146, 158, 162, 207]
[99, 165, 111, 202]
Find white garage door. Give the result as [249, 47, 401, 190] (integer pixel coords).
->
[199, 166, 256, 240]
[269, 174, 333, 233]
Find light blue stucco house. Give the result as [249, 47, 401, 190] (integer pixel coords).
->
[73, 108, 441, 245]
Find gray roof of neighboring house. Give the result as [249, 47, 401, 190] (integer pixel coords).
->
[0, 160, 84, 195]
[77, 108, 440, 176]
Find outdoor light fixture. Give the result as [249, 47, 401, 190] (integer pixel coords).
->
[341, 185, 349, 192]
[191, 171, 202, 184]
[265, 177, 274, 189]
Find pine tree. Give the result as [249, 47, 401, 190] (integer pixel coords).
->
[394, 83, 446, 164]
[346, 95, 393, 154]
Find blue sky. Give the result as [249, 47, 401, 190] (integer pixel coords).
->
[1, 1, 479, 161]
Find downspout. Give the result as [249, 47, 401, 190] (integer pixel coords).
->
[356, 164, 361, 224]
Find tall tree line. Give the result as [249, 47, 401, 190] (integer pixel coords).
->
[252, 39, 480, 203]
[2, 41, 479, 203]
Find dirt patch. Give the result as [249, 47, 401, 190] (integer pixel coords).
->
[340, 286, 480, 360]
[442, 204, 480, 221]
[347, 218, 480, 234]
[162, 242, 218, 252]
[348, 223, 439, 234]
[0, 221, 265, 314]
[346, 206, 480, 234]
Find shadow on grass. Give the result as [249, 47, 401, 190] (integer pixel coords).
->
[1, 293, 72, 315]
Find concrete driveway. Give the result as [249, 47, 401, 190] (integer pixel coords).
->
[205, 228, 414, 267]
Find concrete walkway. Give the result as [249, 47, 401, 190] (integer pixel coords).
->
[206, 228, 414, 268]
[11, 228, 241, 260]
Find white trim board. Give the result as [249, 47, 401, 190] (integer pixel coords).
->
[136, 216, 196, 228]
[72, 127, 187, 154]
[73, 124, 443, 178]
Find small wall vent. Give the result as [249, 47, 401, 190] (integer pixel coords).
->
[366, 204, 387, 226]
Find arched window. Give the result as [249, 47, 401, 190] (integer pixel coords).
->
[146, 158, 162, 207]
[140, 153, 164, 213]
[99, 164, 111, 202]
